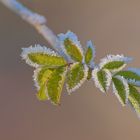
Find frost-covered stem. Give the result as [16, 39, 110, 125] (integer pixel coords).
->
[0, 0, 70, 61]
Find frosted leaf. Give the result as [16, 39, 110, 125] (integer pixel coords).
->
[33, 67, 53, 90]
[58, 31, 84, 62]
[92, 67, 112, 93]
[36, 83, 48, 101]
[21, 44, 66, 68]
[47, 67, 67, 105]
[128, 84, 140, 118]
[85, 40, 96, 68]
[112, 76, 129, 106]
[66, 62, 88, 94]
[58, 31, 82, 52]
[33, 66, 67, 104]
[99, 55, 132, 72]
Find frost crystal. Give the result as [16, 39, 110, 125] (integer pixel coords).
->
[92, 67, 105, 92]
[104, 69, 112, 91]
[33, 67, 42, 90]
[24, 13, 46, 25]
[128, 79, 140, 86]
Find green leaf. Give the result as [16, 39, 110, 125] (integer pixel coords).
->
[34, 66, 67, 104]
[97, 70, 107, 92]
[64, 39, 83, 62]
[99, 55, 132, 72]
[103, 61, 125, 70]
[85, 41, 95, 65]
[115, 70, 140, 81]
[28, 53, 66, 67]
[21, 45, 66, 68]
[92, 68, 112, 93]
[66, 62, 88, 93]
[98, 70, 109, 92]
[128, 84, 140, 116]
[112, 76, 129, 106]
[85, 47, 92, 64]
[47, 67, 67, 105]
[35, 67, 53, 87]
[34, 67, 53, 101]
[37, 83, 48, 101]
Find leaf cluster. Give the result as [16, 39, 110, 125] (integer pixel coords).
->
[21, 31, 140, 118]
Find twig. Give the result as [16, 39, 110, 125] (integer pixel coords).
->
[0, 0, 70, 61]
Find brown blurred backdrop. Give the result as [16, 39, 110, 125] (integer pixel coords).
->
[0, 0, 140, 140]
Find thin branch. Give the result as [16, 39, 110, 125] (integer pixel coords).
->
[0, 0, 70, 61]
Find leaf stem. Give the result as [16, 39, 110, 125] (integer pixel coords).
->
[0, 0, 71, 61]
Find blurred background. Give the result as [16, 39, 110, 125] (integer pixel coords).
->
[0, 0, 140, 139]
